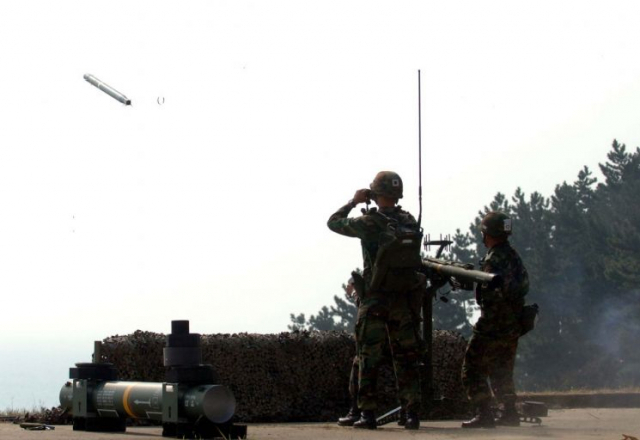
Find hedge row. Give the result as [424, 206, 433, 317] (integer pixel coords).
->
[101, 330, 468, 422]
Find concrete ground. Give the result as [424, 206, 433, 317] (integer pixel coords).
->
[3, 409, 640, 440]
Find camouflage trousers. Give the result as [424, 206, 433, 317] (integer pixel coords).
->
[348, 347, 391, 400]
[355, 290, 423, 412]
[461, 332, 519, 407]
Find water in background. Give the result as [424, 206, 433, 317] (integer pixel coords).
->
[0, 342, 88, 411]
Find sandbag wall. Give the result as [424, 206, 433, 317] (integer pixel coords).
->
[101, 330, 467, 422]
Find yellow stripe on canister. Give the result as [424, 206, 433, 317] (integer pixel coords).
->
[122, 384, 136, 418]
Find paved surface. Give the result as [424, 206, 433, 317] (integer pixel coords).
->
[3, 409, 640, 439]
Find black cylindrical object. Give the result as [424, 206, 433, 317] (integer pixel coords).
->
[164, 320, 202, 367]
[163, 320, 217, 384]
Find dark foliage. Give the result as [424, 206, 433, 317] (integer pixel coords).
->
[451, 140, 640, 390]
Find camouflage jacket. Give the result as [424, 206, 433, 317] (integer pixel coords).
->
[474, 241, 529, 337]
[327, 202, 418, 286]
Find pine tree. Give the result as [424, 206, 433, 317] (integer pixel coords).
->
[288, 273, 358, 332]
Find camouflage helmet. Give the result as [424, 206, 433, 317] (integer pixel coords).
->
[369, 171, 403, 199]
[480, 211, 512, 238]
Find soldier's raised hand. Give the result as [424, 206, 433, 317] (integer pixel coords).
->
[352, 189, 372, 205]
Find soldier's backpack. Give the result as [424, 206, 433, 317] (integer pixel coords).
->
[369, 212, 423, 293]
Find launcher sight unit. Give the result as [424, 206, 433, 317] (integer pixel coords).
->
[59, 320, 246, 439]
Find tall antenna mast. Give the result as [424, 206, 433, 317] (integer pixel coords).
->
[417, 70, 423, 229]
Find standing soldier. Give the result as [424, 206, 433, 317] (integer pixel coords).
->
[328, 171, 425, 430]
[461, 211, 529, 428]
[338, 272, 397, 427]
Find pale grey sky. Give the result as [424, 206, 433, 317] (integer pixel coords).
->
[2, 0, 640, 408]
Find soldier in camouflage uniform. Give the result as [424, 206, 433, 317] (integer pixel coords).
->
[461, 211, 529, 428]
[338, 274, 396, 427]
[328, 171, 424, 430]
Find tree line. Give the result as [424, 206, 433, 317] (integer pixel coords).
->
[290, 140, 640, 391]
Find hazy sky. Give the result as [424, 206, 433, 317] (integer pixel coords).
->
[2, 0, 640, 408]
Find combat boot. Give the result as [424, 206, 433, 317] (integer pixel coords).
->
[461, 405, 495, 429]
[353, 410, 377, 430]
[496, 402, 520, 426]
[337, 407, 360, 426]
[404, 411, 420, 430]
[397, 409, 407, 426]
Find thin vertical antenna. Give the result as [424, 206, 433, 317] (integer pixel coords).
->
[417, 70, 423, 229]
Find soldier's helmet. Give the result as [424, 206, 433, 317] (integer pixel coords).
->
[370, 171, 403, 199]
[480, 211, 512, 238]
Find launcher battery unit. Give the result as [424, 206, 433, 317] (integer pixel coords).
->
[59, 320, 246, 439]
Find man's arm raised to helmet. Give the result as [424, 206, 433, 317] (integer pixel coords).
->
[327, 189, 374, 238]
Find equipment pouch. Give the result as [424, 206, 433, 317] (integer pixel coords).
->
[351, 271, 366, 301]
[520, 303, 539, 336]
